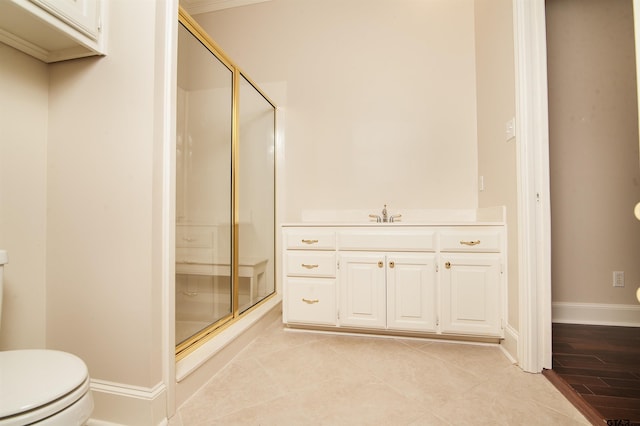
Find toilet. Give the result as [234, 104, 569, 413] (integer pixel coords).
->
[0, 250, 94, 425]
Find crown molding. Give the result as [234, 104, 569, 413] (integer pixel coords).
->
[180, 0, 270, 15]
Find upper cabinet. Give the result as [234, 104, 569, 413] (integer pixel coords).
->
[0, 0, 105, 63]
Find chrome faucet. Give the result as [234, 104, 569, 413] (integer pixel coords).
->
[369, 204, 402, 223]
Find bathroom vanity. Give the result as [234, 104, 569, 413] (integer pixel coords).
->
[282, 209, 506, 341]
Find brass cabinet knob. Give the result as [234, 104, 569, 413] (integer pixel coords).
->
[377, 261, 383, 268]
[445, 261, 451, 269]
[389, 261, 395, 268]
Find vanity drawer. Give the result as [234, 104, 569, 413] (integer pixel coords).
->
[285, 278, 337, 326]
[285, 230, 336, 250]
[337, 230, 435, 252]
[286, 252, 336, 277]
[439, 229, 502, 252]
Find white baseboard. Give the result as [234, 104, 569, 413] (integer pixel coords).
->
[552, 302, 640, 327]
[89, 380, 167, 426]
[500, 324, 519, 365]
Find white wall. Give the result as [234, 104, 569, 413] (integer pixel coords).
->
[0, 44, 48, 350]
[195, 0, 480, 222]
[474, 0, 518, 331]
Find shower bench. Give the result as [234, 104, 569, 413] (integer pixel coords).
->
[176, 257, 268, 309]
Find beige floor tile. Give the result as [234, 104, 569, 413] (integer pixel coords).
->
[205, 379, 430, 426]
[256, 338, 377, 393]
[179, 357, 285, 424]
[234, 323, 332, 362]
[172, 319, 589, 426]
[326, 335, 485, 405]
[430, 390, 589, 426]
[406, 340, 514, 379]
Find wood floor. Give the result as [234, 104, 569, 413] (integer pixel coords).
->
[548, 323, 640, 426]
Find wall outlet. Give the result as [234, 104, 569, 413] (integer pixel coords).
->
[613, 271, 625, 287]
[505, 117, 516, 141]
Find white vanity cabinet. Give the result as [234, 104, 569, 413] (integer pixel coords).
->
[282, 230, 338, 326]
[282, 223, 505, 341]
[439, 228, 503, 337]
[0, 0, 105, 63]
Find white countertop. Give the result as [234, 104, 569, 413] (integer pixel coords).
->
[281, 221, 505, 227]
[283, 206, 506, 227]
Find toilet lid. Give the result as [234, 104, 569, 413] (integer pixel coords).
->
[0, 349, 89, 418]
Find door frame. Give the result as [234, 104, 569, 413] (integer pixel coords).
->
[513, 0, 553, 373]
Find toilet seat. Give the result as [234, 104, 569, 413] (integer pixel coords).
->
[0, 350, 93, 425]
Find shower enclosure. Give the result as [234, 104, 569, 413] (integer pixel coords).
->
[175, 10, 276, 356]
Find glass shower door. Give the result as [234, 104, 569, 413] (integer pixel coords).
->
[237, 75, 276, 312]
[175, 22, 233, 346]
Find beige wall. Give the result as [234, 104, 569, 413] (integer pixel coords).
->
[195, 0, 481, 222]
[44, 1, 166, 389]
[547, 0, 640, 305]
[474, 0, 518, 328]
[0, 3, 171, 419]
[0, 44, 48, 350]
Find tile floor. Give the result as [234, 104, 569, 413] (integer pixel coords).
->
[169, 318, 590, 425]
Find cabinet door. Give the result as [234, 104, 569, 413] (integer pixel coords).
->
[31, 0, 101, 39]
[386, 253, 437, 332]
[440, 254, 502, 337]
[339, 252, 386, 328]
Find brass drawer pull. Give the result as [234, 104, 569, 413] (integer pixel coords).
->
[301, 263, 319, 269]
[302, 298, 319, 304]
[301, 239, 319, 244]
[378, 261, 384, 268]
[389, 261, 395, 268]
[445, 261, 451, 269]
[460, 240, 481, 246]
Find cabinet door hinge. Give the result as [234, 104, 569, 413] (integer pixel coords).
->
[436, 315, 439, 326]
[337, 260, 340, 270]
[500, 263, 504, 274]
[501, 318, 504, 330]
[436, 263, 439, 273]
